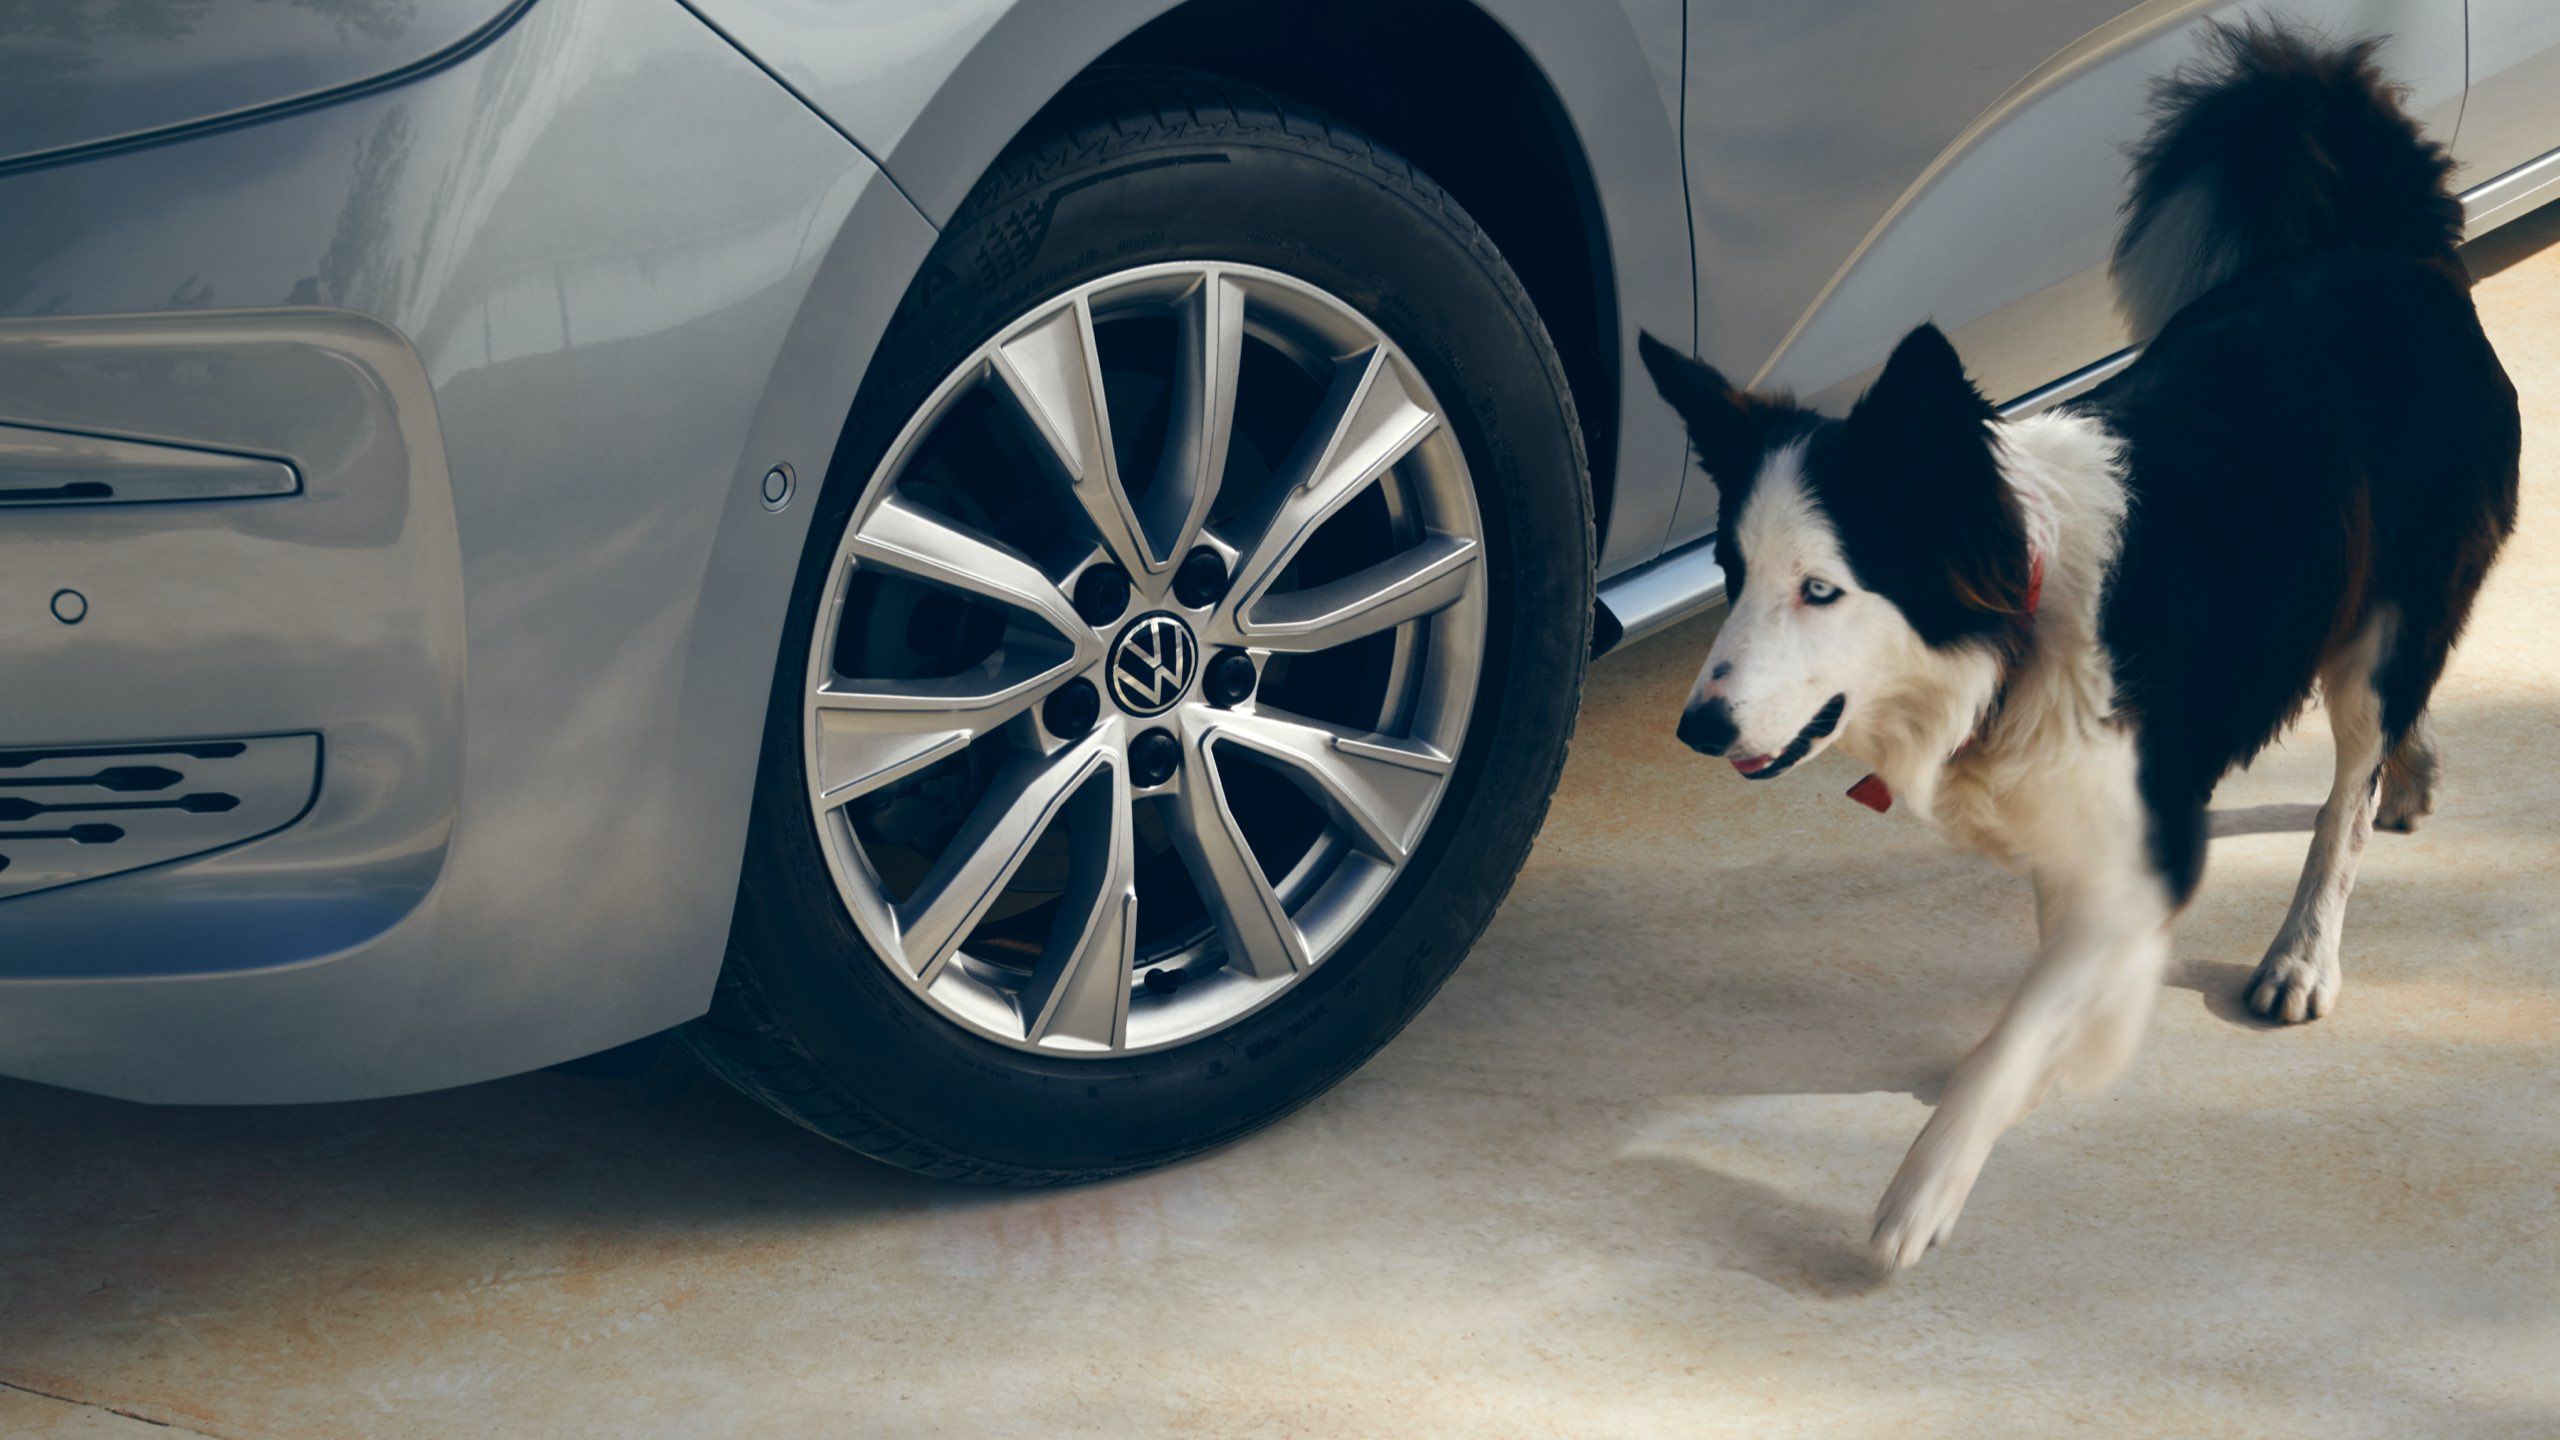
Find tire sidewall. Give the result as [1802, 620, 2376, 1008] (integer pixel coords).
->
[729, 123, 1592, 1174]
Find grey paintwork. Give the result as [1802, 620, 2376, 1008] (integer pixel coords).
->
[2462, 0, 2560, 188]
[0, 310, 461, 974]
[0, 0, 2554, 1102]
[0, 0, 526, 170]
[684, 0, 1703, 578]
[0, 420, 301, 505]
[1759, 0, 2461, 405]
[0, 0, 930, 1100]
[1665, 0, 2466, 549]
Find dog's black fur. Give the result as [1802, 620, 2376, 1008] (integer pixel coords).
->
[2114, 24, 2468, 293]
[2078, 22, 2519, 902]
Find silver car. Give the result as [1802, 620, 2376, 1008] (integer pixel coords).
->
[4, 0, 2553, 1178]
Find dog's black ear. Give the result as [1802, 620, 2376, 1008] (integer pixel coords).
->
[1638, 331, 1763, 484]
[1827, 323, 2032, 647]
[1846, 323, 1996, 448]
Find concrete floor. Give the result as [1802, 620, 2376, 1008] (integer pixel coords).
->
[9, 219, 2560, 1440]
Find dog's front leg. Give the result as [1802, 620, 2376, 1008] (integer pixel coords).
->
[1871, 867, 2172, 1269]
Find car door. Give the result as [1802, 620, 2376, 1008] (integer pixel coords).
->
[2452, 0, 2560, 226]
[1664, 0, 2465, 548]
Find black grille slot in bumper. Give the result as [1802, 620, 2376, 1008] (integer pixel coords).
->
[0, 735, 319, 901]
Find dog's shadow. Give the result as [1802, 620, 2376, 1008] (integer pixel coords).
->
[1626, 1153, 1889, 1299]
[2207, 802, 2321, 839]
[1498, 786, 2331, 1292]
[1402, 831, 2021, 1299]
[2184, 803, 2324, 1027]
[2175, 959, 2291, 1028]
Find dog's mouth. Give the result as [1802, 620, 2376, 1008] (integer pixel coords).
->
[1730, 693, 1846, 782]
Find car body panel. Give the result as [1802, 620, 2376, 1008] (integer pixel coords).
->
[2458, 0, 2560, 198]
[0, 0, 530, 170]
[1679, 0, 2136, 405]
[0, 0, 932, 1101]
[683, 0, 1700, 579]
[0, 310, 464, 957]
[1664, 0, 2464, 545]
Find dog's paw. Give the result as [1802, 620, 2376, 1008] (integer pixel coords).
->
[1869, 1143, 1981, 1271]
[2246, 946, 2339, 1024]
[2374, 782, 2433, 834]
[2377, 729, 2441, 834]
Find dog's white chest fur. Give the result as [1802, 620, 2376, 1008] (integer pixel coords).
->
[1850, 411, 2134, 868]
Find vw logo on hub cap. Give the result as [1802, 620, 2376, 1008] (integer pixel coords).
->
[1108, 612, 1198, 716]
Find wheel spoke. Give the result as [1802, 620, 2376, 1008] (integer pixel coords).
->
[809, 654, 1079, 806]
[1165, 716, 1312, 981]
[1019, 758, 1136, 1049]
[1142, 271, 1246, 568]
[992, 295, 1158, 577]
[1230, 533, 1480, 653]
[894, 740, 1111, 986]
[846, 493, 1090, 644]
[1223, 346, 1440, 622]
[1206, 707, 1451, 864]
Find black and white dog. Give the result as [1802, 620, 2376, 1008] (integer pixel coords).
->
[1640, 22, 2519, 1269]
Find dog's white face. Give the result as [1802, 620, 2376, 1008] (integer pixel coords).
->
[1680, 444, 1934, 780]
[1640, 325, 2036, 786]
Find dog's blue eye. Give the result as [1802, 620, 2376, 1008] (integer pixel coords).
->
[1801, 578, 1842, 606]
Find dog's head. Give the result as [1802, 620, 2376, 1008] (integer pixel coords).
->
[1637, 325, 2034, 780]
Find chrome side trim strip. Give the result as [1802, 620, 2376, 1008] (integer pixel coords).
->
[2462, 144, 2560, 238]
[1593, 537, 1725, 655]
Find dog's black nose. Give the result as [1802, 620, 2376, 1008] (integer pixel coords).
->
[1677, 697, 1738, 757]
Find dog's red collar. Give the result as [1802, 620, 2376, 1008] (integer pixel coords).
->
[1846, 550, 2043, 814]
[1846, 772, 1896, 812]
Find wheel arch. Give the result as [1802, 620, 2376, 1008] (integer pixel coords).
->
[689, 0, 1697, 576]
[1085, 0, 1630, 551]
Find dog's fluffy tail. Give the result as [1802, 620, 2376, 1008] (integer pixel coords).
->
[2109, 20, 2462, 341]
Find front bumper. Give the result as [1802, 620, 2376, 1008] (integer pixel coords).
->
[0, 0, 936, 1101]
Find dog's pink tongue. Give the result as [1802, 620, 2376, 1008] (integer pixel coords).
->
[1730, 755, 1772, 775]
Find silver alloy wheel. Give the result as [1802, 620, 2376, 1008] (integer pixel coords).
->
[804, 262, 1488, 1056]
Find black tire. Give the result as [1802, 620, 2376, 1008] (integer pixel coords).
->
[683, 70, 1594, 1182]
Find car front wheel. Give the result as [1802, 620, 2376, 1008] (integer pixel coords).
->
[685, 71, 1593, 1181]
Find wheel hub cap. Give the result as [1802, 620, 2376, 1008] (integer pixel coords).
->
[1107, 613, 1198, 716]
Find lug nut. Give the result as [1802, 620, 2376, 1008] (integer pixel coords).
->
[1129, 728, 1181, 787]
[1074, 565, 1131, 626]
[1173, 547, 1228, 609]
[1204, 649, 1258, 707]
[1042, 678, 1100, 739]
